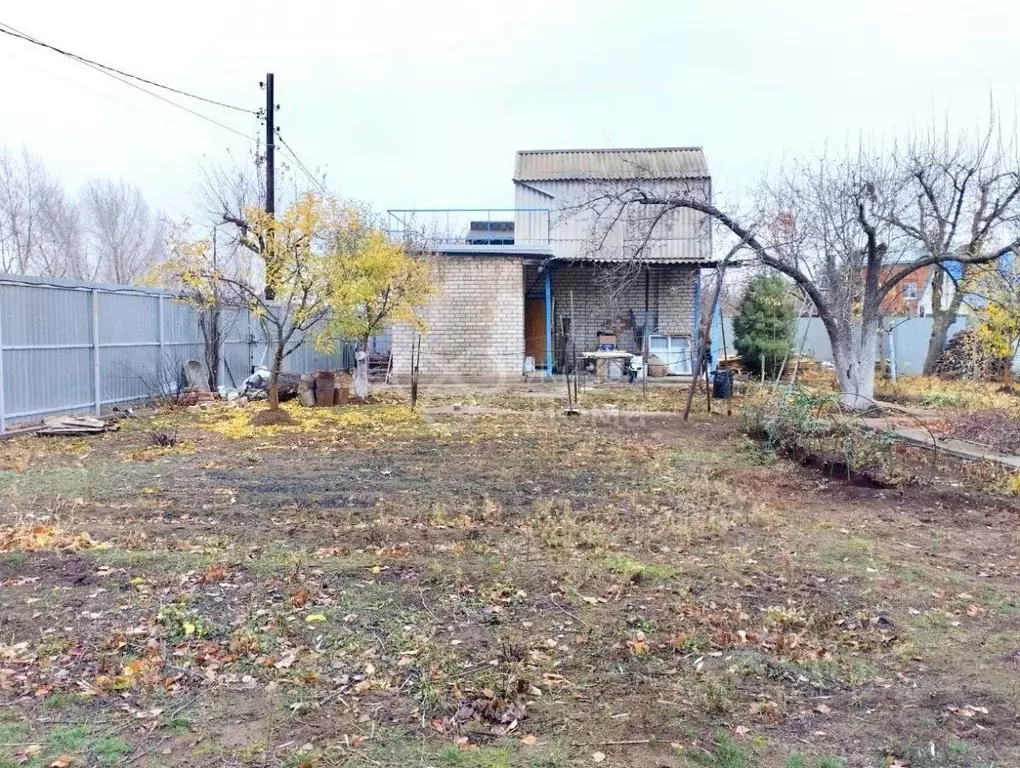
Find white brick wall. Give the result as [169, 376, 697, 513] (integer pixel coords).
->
[391, 256, 525, 379]
[391, 258, 697, 379]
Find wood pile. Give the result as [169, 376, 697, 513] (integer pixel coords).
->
[38, 414, 122, 436]
[932, 329, 1010, 380]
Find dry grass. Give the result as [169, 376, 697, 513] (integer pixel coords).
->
[0, 388, 1016, 768]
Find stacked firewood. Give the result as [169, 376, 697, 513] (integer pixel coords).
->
[932, 329, 1011, 380]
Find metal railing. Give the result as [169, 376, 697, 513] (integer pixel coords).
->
[385, 208, 551, 246]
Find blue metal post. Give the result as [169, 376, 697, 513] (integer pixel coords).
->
[544, 265, 553, 376]
[692, 272, 702, 369]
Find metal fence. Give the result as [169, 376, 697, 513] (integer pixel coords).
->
[716, 315, 979, 375]
[0, 274, 355, 433]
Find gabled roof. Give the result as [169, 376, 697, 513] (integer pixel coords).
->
[514, 147, 709, 182]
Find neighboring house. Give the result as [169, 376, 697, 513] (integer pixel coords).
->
[876, 263, 959, 317]
[389, 147, 714, 380]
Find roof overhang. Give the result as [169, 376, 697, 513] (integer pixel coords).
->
[435, 243, 554, 258]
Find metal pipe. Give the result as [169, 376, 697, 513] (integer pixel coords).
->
[544, 265, 553, 376]
[2, 343, 94, 351]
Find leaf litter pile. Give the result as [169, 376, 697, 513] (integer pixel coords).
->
[0, 394, 1017, 767]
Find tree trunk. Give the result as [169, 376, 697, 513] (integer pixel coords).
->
[202, 309, 221, 392]
[922, 267, 964, 375]
[830, 320, 879, 410]
[353, 337, 369, 401]
[268, 342, 285, 410]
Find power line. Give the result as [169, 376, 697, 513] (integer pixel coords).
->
[0, 22, 256, 142]
[276, 130, 329, 196]
[80, 57, 257, 142]
[0, 21, 255, 114]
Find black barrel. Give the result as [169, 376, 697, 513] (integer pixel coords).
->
[712, 369, 734, 399]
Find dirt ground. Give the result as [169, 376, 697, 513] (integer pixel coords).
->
[0, 386, 1017, 768]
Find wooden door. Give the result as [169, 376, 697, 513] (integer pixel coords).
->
[524, 298, 546, 364]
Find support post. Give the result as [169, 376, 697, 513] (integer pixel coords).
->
[544, 264, 553, 377]
[889, 323, 898, 383]
[265, 73, 275, 219]
[692, 270, 702, 369]
[91, 289, 101, 415]
[264, 72, 276, 300]
[157, 294, 165, 391]
[0, 287, 5, 433]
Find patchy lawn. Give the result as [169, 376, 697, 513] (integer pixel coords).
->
[0, 392, 1017, 768]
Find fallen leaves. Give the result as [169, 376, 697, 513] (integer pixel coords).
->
[949, 704, 989, 718]
[0, 524, 98, 553]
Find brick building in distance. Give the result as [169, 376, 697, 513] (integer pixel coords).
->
[874, 261, 960, 317]
[387, 147, 715, 380]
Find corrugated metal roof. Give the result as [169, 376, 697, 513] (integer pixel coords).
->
[514, 147, 709, 181]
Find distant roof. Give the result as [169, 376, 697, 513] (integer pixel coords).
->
[514, 147, 709, 182]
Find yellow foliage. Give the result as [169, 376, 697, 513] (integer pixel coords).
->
[319, 220, 435, 346]
[971, 259, 1020, 362]
[0, 524, 100, 552]
[197, 401, 425, 441]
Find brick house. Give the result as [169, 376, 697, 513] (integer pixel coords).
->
[873, 263, 961, 317]
[390, 147, 714, 380]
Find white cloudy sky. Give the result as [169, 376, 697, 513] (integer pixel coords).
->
[2, 0, 1018, 223]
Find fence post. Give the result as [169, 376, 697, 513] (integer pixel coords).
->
[91, 289, 101, 416]
[157, 294, 164, 359]
[0, 286, 5, 434]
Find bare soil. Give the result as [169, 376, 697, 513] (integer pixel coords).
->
[0, 391, 1016, 768]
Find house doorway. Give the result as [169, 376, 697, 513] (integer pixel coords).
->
[524, 297, 547, 366]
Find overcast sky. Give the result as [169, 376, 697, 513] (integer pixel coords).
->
[2, 0, 1018, 225]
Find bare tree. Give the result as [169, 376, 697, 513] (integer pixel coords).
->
[880, 117, 1020, 373]
[81, 178, 166, 284]
[36, 188, 84, 279]
[0, 147, 61, 275]
[575, 136, 1019, 409]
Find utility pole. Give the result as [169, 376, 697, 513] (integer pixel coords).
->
[264, 72, 276, 300]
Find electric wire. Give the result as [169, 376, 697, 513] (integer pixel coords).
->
[0, 22, 254, 114]
[276, 130, 330, 195]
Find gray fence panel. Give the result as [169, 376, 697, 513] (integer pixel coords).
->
[1, 284, 91, 347]
[100, 293, 158, 345]
[4, 347, 93, 418]
[100, 346, 160, 404]
[719, 315, 980, 375]
[0, 274, 368, 431]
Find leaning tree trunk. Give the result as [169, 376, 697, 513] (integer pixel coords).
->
[830, 319, 879, 411]
[353, 337, 370, 401]
[922, 267, 964, 375]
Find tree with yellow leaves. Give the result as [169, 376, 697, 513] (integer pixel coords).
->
[160, 194, 339, 409]
[158, 195, 433, 408]
[321, 212, 435, 398]
[973, 256, 1020, 383]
